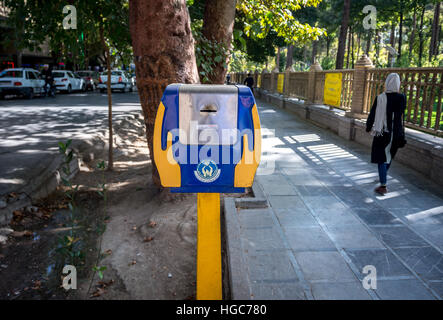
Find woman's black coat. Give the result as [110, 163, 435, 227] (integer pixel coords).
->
[365, 93, 406, 164]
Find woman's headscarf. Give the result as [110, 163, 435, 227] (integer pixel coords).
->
[370, 73, 401, 136]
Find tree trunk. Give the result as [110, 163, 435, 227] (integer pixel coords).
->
[388, 22, 395, 64]
[375, 29, 380, 65]
[16, 51, 22, 68]
[351, 30, 355, 68]
[326, 36, 331, 56]
[365, 30, 372, 55]
[311, 41, 318, 65]
[398, 0, 404, 59]
[430, 2, 441, 60]
[346, 26, 352, 68]
[439, 25, 442, 54]
[286, 45, 294, 70]
[129, 0, 199, 186]
[409, 8, 417, 60]
[357, 32, 361, 58]
[275, 47, 281, 71]
[99, 25, 113, 170]
[418, 6, 425, 67]
[336, 0, 351, 69]
[201, 0, 236, 84]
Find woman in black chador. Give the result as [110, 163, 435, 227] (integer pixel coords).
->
[366, 73, 406, 195]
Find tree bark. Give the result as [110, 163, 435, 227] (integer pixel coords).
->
[99, 25, 113, 170]
[129, 0, 199, 185]
[311, 41, 318, 65]
[430, 2, 441, 60]
[336, 0, 351, 69]
[286, 45, 294, 69]
[388, 22, 395, 64]
[326, 37, 331, 56]
[398, 0, 404, 59]
[346, 26, 352, 68]
[418, 6, 425, 67]
[202, 0, 236, 84]
[409, 8, 417, 60]
[375, 29, 379, 66]
[351, 30, 355, 68]
[365, 30, 372, 55]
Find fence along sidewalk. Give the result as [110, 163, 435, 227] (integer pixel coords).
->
[232, 55, 443, 136]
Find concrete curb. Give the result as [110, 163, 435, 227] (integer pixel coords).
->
[223, 181, 268, 300]
[0, 112, 143, 226]
[234, 181, 268, 209]
[0, 126, 107, 226]
[0, 153, 80, 226]
[223, 197, 251, 300]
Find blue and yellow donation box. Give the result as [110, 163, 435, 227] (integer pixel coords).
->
[153, 84, 261, 193]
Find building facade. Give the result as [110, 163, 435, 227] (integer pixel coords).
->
[0, 1, 53, 71]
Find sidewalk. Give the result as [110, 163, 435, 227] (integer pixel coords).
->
[224, 99, 443, 300]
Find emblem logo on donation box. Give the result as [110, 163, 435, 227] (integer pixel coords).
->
[195, 160, 221, 183]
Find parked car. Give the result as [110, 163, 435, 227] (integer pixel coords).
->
[52, 70, 86, 93]
[75, 70, 99, 91]
[98, 70, 133, 93]
[0, 68, 45, 99]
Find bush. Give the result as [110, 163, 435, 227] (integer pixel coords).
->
[321, 56, 335, 70]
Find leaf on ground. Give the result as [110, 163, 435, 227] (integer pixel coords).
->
[12, 210, 23, 217]
[32, 280, 41, 290]
[148, 221, 157, 228]
[143, 236, 154, 242]
[90, 286, 106, 298]
[128, 260, 137, 266]
[104, 249, 112, 255]
[12, 230, 32, 237]
[98, 279, 114, 287]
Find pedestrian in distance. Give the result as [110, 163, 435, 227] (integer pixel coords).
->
[366, 73, 407, 195]
[226, 74, 231, 85]
[41, 64, 56, 98]
[243, 73, 254, 94]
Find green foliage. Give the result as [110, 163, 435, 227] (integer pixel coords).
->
[228, 50, 267, 73]
[321, 56, 335, 70]
[237, 0, 326, 44]
[92, 266, 107, 279]
[188, 0, 326, 78]
[57, 139, 84, 266]
[3, 0, 132, 69]
[191, 21, 229, 83]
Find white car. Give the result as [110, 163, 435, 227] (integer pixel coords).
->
[0, 68, 45, 99]
[52, 70, 86, 93]
[98, 70, 133, 93]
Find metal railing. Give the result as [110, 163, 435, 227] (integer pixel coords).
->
[232, 61, 443, 135]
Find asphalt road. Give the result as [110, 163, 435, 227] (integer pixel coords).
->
[0, 91, 143, 197]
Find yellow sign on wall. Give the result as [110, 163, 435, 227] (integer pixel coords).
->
[324, 73, 342, 107]
[277, 74, 284, 93]
[257, 75, 261, 88]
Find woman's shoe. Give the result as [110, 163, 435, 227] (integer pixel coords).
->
[374, 186, 388, 195]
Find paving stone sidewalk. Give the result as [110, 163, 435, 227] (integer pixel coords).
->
[226, 99, 443, 300]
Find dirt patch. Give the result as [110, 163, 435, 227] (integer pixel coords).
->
[0, 112, 202, 300]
